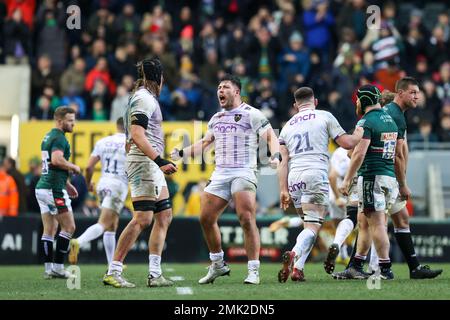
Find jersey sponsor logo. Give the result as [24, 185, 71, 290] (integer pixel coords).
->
[234, 114, 242, 122]
[380, 132, 398, 140]
[214, 124, 238, 133]
[55, 198, 65, 207]
[289, 113, 316, 125]
[288, 181, 307, 192]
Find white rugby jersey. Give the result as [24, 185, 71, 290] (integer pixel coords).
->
[91, 133, 127, 185]
[124, 87, 164, 160]
[207, 103, 271, 170]
[279, 108, 346, 172]
[329, 147, 350, 201]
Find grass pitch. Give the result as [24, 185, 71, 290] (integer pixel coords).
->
[0, 263, 448, 300]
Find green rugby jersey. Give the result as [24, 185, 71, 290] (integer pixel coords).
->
[357, 109, 398, 178]
[36, 128, 71, 190]
[383, 102, 406, 139]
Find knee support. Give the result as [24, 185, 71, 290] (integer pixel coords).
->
[346, 206, 358, 226]
[302, 210, 324, 225]
[132, 200, 156, 212]
[154, 198, 172, 213]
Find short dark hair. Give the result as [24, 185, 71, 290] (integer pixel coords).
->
[294, 87, 314, 103]
[220, 74, 241, 91]
[54, 106, 75, 120]
[395, 77, 419, 92]
[116, 117, 124, 130]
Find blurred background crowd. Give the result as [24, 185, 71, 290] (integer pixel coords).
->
[0, 0, 449, 217]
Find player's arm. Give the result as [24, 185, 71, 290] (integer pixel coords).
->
[85, 155, 100, 192]
[329, 166, 345, 207]
[51, 149, 81, 174]
[340, 139, 370, 196]
[278, 145, 291, 210]
[171, 131, 215, 160]
[260, 127, 281, 168]
[394, 138, 411, 200]
[130, 114, 177, 174]
[335, 126, 364, 149]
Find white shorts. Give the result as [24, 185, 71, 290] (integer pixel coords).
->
[96, 178, 128, 213]
[204, 177, 257, 202]
[35, 188, 72, 215]
[288, 169, 329, 208]
[357, 175, 399, 213]
[126, 160, 167, 199]
[348, 176, 359, 204]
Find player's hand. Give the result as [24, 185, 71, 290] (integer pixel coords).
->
[339, 179, 351, 197]
[71, 165, 81, 175]
[280, 191, 291, 211]
[66, 183, 79, 199]
[335, 197, 347, 209]
[170, 148, 182, 161]
[160, 163, 178, 175]
[269, 157, 280, 169]
[399, 184, 411, 201]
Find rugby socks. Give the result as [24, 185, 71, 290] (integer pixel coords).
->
[340, 243, 349, 260]
[369, 242, 379, 272]
[149, 254, 162, 278]
[77, 223, 105, 246]
[394, 228, 420, 271]
[379, 258, 392, 272]
[293, 228, 316, 270]
[103, 232, 116, 265]
[54, 231, 72, 265]
[333, 218, 354, 248]
[248, 260, 260, 272]
[108, 261, 123, 275]
[210, 251, 225, 268]
[288, 217, 303, 228]
[351, 254, 366, 270]
[41, 235, 54, 273]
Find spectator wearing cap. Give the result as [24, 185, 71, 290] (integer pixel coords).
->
[277, 31, 310, 96]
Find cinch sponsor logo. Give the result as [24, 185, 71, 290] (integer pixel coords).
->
[214, 125, 238, 133]
[290, 113, 316, 125]
[288, 181, 306, 192]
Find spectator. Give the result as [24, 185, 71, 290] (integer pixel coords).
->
[219, 22, 250, 71]
[61, 95, 87, 120]
[253, 77, 280, 128]
[426, 26, 449, 72]
[436, 12, 449, 42]
[149, 37, 178, 90]
[406, 91, 434, 134]
[84, 57, 116, 98]
[336, 0, 367, 41]
[3, 8, 31, 65]
[199, 48, 220, 90]
[277, 5, 300, 45]
[408, 119, 439, 144]
[108, 45, 135, 84]
[91, 98, 108, 121]
[437, 115, 450, 142]
[31, 54, 59, 109]
[3, 157, 27, 214]
[5, 0, 35, 30]
[247, 26, 280, 79]
[436, 62, 450, 101]
[110, 85, 129, 122]
[0, 162, 18, 217]
[24, 156, 41, 214]
[35, 0, 67, 72]
[60, 57, 86, 97]
[233, 58, 254, 103]
[375, 58, 403, 92]
[30, 95, 53, 120]
[84, 38, 107, 71]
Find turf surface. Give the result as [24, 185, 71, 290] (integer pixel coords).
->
[0, 263, 448, 300]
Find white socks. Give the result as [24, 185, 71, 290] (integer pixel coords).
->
[77, 223, 105, 246]
[108, 261, 123, 275]
[333, 218, 354, 248]
[103, 232, 116, 265]
[248, 260, 260, 272]
[210, 251, 225, 267]
[149, 254, 162, 278]
[288, 217, 303, 228]
[45, 262, 53, 273]
[293, 228, 317, 270]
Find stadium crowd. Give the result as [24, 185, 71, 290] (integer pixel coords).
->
[0, 0, 449, 217]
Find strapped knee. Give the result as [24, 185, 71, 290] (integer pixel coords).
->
[132, 200, 156, 212]
[154, 198, 172, 213]
[302, 210, 324, 225]
[346, 206, 358, 225]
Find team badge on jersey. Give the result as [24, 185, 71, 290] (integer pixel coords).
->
[234, 114, 242, 122]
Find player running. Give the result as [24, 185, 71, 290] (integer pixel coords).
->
[277, 87, 363, 282]
[35, 106, 80, 279]
[69, 118, 128, 266]
[171, 74, 280, 285]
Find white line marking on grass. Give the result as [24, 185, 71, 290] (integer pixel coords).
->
[176, 287, 193, 295]
[170, 276, 184, 281]
[165, 268, 175, 272]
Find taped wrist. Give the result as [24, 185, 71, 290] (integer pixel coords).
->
[153, 155, 173, 167]
[178, 149, 184, 157]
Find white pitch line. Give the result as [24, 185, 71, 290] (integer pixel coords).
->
[165, 268, 175, 272]
[176, 287, 193, 295]
[170, 276, 185, 281]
